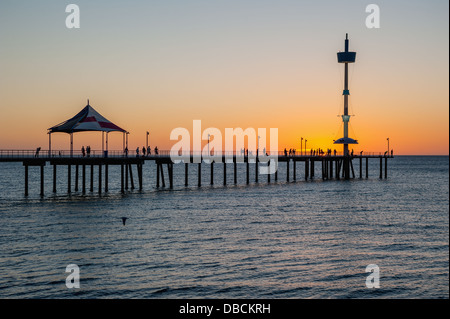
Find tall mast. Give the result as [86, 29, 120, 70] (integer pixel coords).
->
[343, 34, 350, 156]
[335, 33, 358, 156]
[335, 34, 358, 180]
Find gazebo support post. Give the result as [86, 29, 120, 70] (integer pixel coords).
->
[70, 133, 73, 158]
[122, 132, 125, 155]
[105, 132, 109, 157]
[48, 132, 52, 157]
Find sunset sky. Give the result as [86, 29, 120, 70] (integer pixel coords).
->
[0, 0, 448, 155]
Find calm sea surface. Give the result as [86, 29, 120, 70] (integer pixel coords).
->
[0, 156, 448, 298]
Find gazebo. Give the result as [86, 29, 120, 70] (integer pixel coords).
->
[48, 100, 128, 157]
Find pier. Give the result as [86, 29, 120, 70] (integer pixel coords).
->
[0, 34, 395, 197]
[0, 150, 393, 196]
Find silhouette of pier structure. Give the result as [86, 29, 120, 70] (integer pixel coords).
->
[0, 34, 394, 196]
[0, 150, 393, 196]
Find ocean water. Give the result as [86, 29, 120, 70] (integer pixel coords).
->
[0, 156, 448, 298]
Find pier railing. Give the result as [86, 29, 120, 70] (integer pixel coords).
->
[2, 148, 393, 196]
[0, 149, 392, 159]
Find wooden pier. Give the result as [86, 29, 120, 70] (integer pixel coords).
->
[0, 35, 395, 197]
[0, 150, 393, 196]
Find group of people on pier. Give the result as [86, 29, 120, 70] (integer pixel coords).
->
[308, 148, 339, 157]
[281, 148, 341, 157]
[239, 148, 269, 157]
[123, 146, 159, 157]
[282, 148, 338, 157]
[284, 148, 297, 156]
[81, 146, 91, 157]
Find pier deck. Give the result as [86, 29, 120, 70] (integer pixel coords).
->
[0, 150, 394, 196]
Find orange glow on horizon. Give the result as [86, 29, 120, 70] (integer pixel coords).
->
[0, 2, 448, 155]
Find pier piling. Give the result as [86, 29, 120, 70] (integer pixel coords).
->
[198, 163, 201, 187]
[223, 162, 226, 186]
[40, 165, 44, 197]
[105, 164, 108, 192]
[293, 160, 296, 181]
[234, 161, 237, 184]
[360, 157, 362, 178]
[68, 165, 71, 194]
[82, 165, 86, 193]
[125, 163, 128, 189]
[75, 165, 79, 192]
[366, 157, 368, 178]
[138, 163, 143, 190]
[379, 157, 383, 179]
[53, 165, 57, 193]
[211, 161, 214, 185]
[98, 164, 102, 194]
[322, 160, 326, 181]
[255, 158, 259, 183]
[121, 164, 124, 193]
[335, 160, 339, 180]
[168, 163, 173, 189]
[90, 165, 94, 192]
[156, 163, 160, 188]
[330, 160, 333, 179]
[385, 157, 387, 179]
[128, 164, 134, 189]
[287, 159, 290, 182]
[305, 159, 309, 181]
[158, 163, 164, 188]
[350, 160, 355, 179]
[24, 165, 28, 196]
[246, 160, 249, 184]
